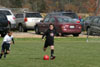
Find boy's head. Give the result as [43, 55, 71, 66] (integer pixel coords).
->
[7, 31, 12, 36]
[49, 24, 54, 30]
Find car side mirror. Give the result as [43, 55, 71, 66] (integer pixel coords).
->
[40, 20, 43, 23]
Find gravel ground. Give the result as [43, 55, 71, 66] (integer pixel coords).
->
[13, 31, 42, 38]
[0, 31, 99, 38]
[13, 31, 88, 38]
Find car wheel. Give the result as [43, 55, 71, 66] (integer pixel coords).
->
[61, 33, 65, 36]
[18, 25, 24, 32]
[1, 33, 6, 37]
[35, 26, 40, 34]
[73, 34, 79, 37]
[24, 29, 27, 32]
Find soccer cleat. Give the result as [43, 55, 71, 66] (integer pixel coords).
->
[43, 48, 46, 52]
[51, 56, 56, 60]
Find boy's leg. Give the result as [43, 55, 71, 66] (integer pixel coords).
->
[4, 50, 10, 58]
[43, 43, 48, 51]
[0, 44, 5, 59]
[4, 45, 10, 58]
[50, 45, 55, 60]
[0, 51, 4, 59]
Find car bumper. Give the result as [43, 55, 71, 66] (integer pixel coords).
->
[61, 29, 82, 34]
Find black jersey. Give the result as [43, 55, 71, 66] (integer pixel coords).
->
[42, 29, 56, 42]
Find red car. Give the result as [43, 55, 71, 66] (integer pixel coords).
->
[35, 16, 82, 37]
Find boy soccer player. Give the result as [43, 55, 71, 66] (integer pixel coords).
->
[0, 31, 15, 59]
[42, 24, 56, 60]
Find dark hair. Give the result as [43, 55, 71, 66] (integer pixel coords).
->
[49, 23, 54, 27]
[7, 30, 12, 33]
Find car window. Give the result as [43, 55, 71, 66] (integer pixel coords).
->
[62, 13, 78, 19]
[98, 18, 100, 23]
[0, 10, 11, 15]
[57, 18, 63, 22]
[92, 17, 99, 23]
[50, 14, 60, 16]
[57, 17, 72, 23]
[0, 14, 6, 20]
[16, 14, 23, 18]
[26, 13, 42, 18]
[49, 17, 56, 23]
[85, 17, 89, 20]
[44, 17, 50, 23]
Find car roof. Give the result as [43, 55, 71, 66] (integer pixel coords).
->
[24, 11, 40, 13]
[53, 16, 72, 19]
[48, 11, 76, 14]
[16, 12, 40, 14]
[0, 8, 11, 11]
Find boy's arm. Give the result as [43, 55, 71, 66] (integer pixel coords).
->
[54, 28, 61, 36]
[42, 30, 48, 39]
[12, 38, 15, 44]
[54, 28, 57, 35]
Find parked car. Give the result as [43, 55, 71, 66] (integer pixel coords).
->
[35, 16, 82, 37]
[0, 8, 16, 30]
[83, 16, 95, 31]
[46, 11, 79, 19]
[0, 13, 8, 37]
[87, 16, 100, 35]
[46, 11, 84, 30]
[15, 12, 43, 32]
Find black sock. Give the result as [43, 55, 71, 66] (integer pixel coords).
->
[0, 54, 3, 58]
[51, 49, 54, 57]
[5, 52, 8, 54]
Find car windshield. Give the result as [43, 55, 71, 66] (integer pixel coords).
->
[0, 10, 11, 15]
[26, 13, 42, 18]
[62, 13, 78, 19]
[57, 17, 73, 23]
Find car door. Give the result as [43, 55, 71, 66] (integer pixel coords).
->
[49, 17, 56, 24]
[15, 14, 24, 28]
[0, 14, 8, 27]
[41, 16, 50, 32]
[97, 18, 100, 33]
[90, 17, 99, 33]
[42, 17, 56, 32]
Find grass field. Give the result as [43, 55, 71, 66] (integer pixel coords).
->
[0, 37, 100, 67]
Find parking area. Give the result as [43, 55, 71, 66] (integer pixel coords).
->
[8, 31, 100, 38]
[8, 31, 87, 38]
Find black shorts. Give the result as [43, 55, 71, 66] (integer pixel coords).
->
[1, 42, 10, 52]
[44, 40, 54, 48]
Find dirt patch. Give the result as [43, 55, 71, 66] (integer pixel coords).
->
[12, 32, 100, 38]
[13, 32, 42, 38]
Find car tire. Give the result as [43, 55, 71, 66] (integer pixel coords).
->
[1, 33, 6, 37]
[73, 34, 79, 37]
[35, 26, 40, 34]
[18, 25, 24, 32]
[24, 29, 27, 32]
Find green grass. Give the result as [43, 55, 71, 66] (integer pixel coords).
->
[0, 37, 100, 67]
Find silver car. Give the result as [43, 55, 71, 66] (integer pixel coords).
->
[0, 8, 16, 30]
[15, 12, 43, 32]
